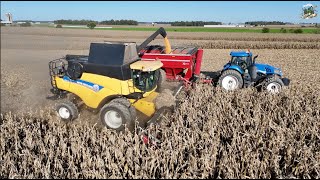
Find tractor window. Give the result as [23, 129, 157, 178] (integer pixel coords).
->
[132, 69, 159, 92]
[231, 56, 252, 69]
[231, 56, 252, 68]
[231, 56, 246, 65]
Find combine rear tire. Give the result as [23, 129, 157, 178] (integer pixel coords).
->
[218, 70, 243, 91]
[262, 76, 284, 94]
[56, 101, 79, 121]
[100, 102, 135, 132]
[156, 69, 166, 92]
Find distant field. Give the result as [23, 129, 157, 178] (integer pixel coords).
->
[50, 26, 319, 34]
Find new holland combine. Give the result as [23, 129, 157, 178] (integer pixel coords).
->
[49, 40, 176, 145]
[48, 27, 289, 146]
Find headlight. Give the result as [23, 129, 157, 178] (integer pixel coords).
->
[274, 69, 283, 76]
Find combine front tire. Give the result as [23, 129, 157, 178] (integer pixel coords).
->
[262, 76, 284, 94]
[56, 101, 79, 121]
[218, 70, 243, 91]
[110, 98, 137, 122]
[99, 101, 135, 132]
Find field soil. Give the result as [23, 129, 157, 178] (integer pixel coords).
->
[1, 26, 319, 178]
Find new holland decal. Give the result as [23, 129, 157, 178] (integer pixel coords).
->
[63, 76, 104, 92]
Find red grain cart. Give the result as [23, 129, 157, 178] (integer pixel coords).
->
[136, 27, 212, 90]
[139, 45, 204, 81]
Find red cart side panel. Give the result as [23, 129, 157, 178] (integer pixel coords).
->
[140, 46, 202, 81]
[141, 54, 194, 80]
[194, 49, 203, 77]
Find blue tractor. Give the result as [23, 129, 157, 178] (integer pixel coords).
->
[218, 51, 290, 93]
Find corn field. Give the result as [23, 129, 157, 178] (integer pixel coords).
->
[1, 84, 319, 178]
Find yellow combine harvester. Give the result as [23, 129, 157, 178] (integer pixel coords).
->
[48, 42, 169, 133]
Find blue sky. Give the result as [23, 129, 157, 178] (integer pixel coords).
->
[1, 1, 319, 23]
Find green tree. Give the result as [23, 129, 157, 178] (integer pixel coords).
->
[261, 27, 270, 33]
[87, 22, 96, 29]
[313, 29, 320, 34]
[293, 29, 303, 33]
[280, 28, 287, 33]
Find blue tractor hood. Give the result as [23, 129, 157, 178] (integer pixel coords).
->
[255, 63, 283, 77]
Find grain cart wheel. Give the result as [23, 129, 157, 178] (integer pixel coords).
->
[110, 98, 137, 122]
[262, 76, 284, 94]
[56, 101, 79, 121]
[99, 102, 134, 132]
[218, 70, 243, 91]
[156, 69, 167, 92]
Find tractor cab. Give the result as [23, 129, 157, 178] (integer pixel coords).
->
[224, 51, 259, 74]
[229, 51, 254, 69]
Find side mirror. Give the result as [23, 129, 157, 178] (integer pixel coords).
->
[253, 55, 258, 64]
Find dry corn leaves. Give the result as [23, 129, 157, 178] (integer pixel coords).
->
[1, 83, 319, 179]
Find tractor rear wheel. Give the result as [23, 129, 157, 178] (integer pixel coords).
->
[218, 70, 243, 91]
[99, 101, 135, 132]
[56, 101, 79, 121]
[156, 69, 166, 92]
[262, 76, 284, 94]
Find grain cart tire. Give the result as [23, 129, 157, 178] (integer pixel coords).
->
[262, 76, 284, 94]
[100, 102, 134, 132]
[110, 98, 137, 122]
[156, 69, 167, 92]
[56, 101, 79, 121]
[218, 70, 243, 91]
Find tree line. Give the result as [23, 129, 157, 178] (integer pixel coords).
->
[153, 21, 222, 26]
[53, 19, 138, 25]
[53, 19, 222, 26]
[171, 21, 222, 26]
[54, 19, 98, 25]
[100, 19, 138, 25]
[245, 21, 287, 26]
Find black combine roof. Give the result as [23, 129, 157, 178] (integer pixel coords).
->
[66, 42, 140, 80]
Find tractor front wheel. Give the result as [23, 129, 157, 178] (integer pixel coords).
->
[218, 70, 243, 91]
[262, 76, 284, 94]
[99, 101, 135, 132]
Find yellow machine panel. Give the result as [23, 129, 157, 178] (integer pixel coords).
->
[54, 72, 158, 117]
[129, 91, 159, 117]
